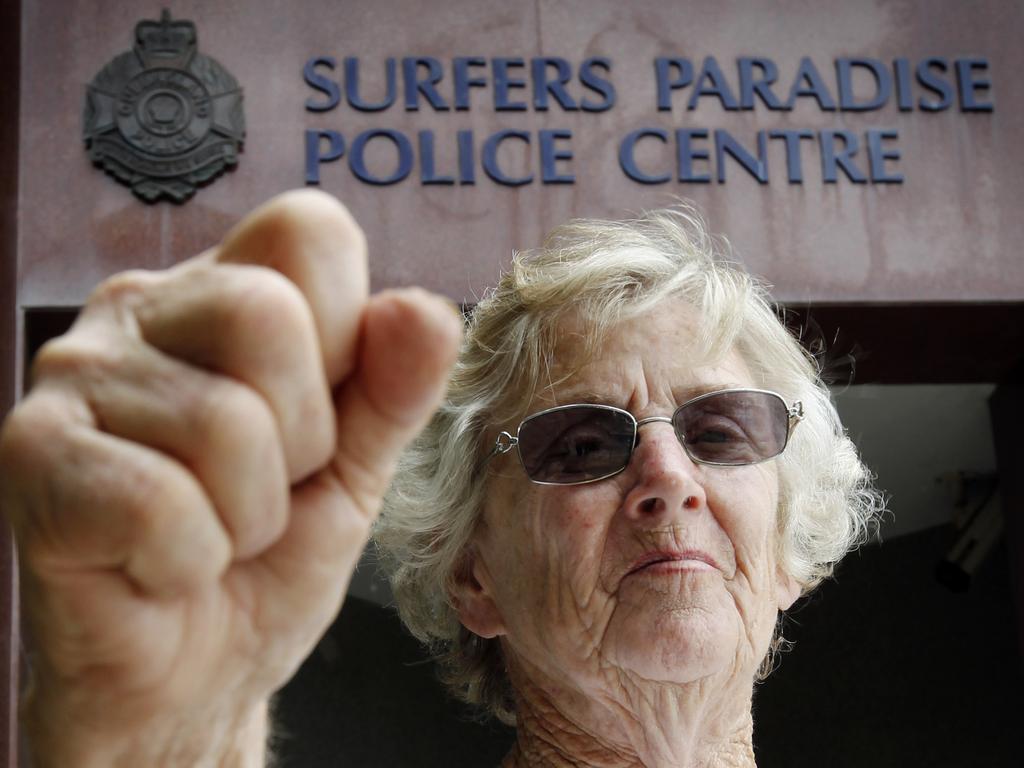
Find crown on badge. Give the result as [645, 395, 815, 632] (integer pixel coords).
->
[135, 9, 196, 57]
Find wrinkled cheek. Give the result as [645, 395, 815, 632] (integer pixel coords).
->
[498, 488, 621, 681]
[543, 563, 616, 667]
[501, 540, 612, 677]
[727, 520, 784, 653]
[724, 569, 780, 669]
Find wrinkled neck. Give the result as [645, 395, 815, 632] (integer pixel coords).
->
[499, 657, 758, 768]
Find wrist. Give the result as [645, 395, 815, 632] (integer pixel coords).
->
[22, 685, 270, 768]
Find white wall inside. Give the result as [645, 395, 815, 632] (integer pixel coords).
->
[833, 384, 997, 541]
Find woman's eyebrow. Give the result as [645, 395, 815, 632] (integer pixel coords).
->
[551, 390, 615, 406]
[549, 382, 751, 408]
[676, 382, 750, 401]
[653, 383, 752, 410]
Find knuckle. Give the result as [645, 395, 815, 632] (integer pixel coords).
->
[224, 267, 312, 346]
[0, 407, 46, 486]
[1, 397, 88, 546]
[119, 455, 197, 540]
[87, 269, 156, 309]
[244, 268, 308, 321]
[30, 334, 126, 385]
[30, 336, 80, 382]
[191, 378, 276, 456]
[0, 393, 75, 473]
[184, 379, 289, 550]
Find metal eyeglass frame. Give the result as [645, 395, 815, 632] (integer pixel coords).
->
[489, 387, 805, 486]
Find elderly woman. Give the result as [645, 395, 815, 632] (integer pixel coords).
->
[376, 207, 881, 766]
[0, 191, 879, 767]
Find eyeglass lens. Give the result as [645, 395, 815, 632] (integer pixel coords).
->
[518, 406, 635, 484]
[517, 391, 790, 484]
[671, 390, 789, 467]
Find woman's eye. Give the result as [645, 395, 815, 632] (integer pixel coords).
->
[693, 429, 731, 444]
[561, 431, 610, 456]
[690, 420, 745, 444]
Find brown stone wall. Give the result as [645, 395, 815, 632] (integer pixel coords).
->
[16, 0, 1024, 308]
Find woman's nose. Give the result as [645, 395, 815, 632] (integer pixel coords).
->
[621, 423, 707, 521]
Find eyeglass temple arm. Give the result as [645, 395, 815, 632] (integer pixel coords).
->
[788, 401, 804, 422]
[490, 430, 519, 458]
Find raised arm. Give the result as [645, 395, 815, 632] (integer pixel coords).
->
[0, 190, 462, 767]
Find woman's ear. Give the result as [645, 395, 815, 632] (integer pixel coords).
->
[451, 548, 507, 639]
[775, 566, 802, 612]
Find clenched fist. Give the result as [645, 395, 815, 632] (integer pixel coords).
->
[0, 191, 462, 767]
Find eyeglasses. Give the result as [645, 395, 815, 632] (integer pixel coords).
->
[490, 388, 803, 486]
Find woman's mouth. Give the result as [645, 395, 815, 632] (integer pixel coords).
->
[627, 550, 720, 576]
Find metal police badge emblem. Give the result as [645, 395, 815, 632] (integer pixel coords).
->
[83, 10, 245, 203]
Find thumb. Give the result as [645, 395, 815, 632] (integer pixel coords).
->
[330, 288, 463, 516]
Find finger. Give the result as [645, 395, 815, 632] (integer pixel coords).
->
[113, 261, 334, 484]
[245, 289, 462, 625]
[331, 288, 464, 515]
[213, 189, 369, 386]
[2, 390, 231, 598]
[30, 330, 290, 560]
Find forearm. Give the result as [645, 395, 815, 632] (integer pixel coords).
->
[22, 689, 271, 768]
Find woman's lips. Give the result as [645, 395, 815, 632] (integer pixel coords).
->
[627, 550, 721, 576]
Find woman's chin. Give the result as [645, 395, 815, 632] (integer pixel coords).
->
[604, 602, 739, 685]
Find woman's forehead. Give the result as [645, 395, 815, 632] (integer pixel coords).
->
[531, 299, 756, 410]
[546, 297, 697, 364]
